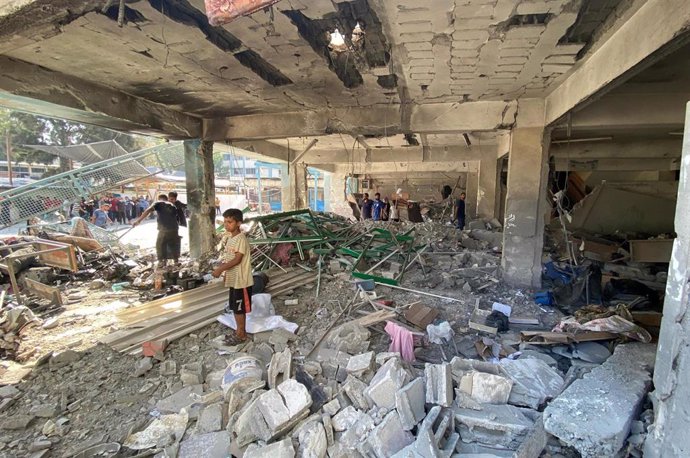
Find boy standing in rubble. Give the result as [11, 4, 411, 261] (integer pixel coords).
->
[212, 208, 254, 343]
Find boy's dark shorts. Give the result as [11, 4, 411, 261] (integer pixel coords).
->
[226, 286, 253, 314]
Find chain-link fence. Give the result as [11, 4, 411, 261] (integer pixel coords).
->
[0, 142, 185, 228]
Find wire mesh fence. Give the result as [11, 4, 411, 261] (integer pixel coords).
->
[0, 142, 186, 228]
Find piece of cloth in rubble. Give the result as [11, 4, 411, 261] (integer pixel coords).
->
[384, 321, 415, 362]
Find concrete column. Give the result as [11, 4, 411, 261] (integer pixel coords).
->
[184, 139, 216, 259]
[284, 162, 308, 210]
[465, 171, 478, 219]
[477, 157, 499, 219]
[501, 100, 550, 288]
[645, 102, 690, 457]
[280, 163, 290, 211]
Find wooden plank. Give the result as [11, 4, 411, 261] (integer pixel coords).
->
[24, 278, 63, 306]
[34, 241, 78, 272]
[356, 309, 396, 327]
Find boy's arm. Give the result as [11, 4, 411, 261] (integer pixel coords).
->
[212, 252, 243, 277]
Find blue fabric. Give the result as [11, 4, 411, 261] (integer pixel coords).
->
[372, 199, 384, 220]
[93, 209, 108, 228]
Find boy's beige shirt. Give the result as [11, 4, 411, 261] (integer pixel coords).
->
[220, 232, 254, 289]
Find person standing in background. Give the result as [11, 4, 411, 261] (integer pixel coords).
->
[455, 192, 466, 230]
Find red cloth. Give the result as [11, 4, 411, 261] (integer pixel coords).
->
[385, 321, 415, 362]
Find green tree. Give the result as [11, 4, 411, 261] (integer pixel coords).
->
[213, 150, 230, 177]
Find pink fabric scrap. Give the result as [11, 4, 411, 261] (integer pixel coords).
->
[385, 321, 415, 362]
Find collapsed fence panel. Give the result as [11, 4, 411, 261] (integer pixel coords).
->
[0, 142, 185, 228]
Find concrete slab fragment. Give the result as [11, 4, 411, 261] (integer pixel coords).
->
[395, 378, 426, 430]
[367, 411, 414, 457]
[499, 358, 564, 408]
[366, 358, 409, 409]
[455, 404, 534, 449]
[178, 431, 231, 458]
[543, 343, 656, 457]
[425, 363, 453, 407]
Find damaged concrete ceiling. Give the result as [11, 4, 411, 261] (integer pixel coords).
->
[0, 0, 689, 161]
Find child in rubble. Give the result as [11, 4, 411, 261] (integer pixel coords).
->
[212, 208, 254, 343]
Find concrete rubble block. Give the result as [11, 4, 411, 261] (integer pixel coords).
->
[322, 413, 334, 446]
[571, 341, 612, 364]
[499, 358, 564, 409]
[517, 350, 558, 367]
[395, 378, 426, 430]
[156, 385, 203, 414]
[268, 348, 293, 389]
[49, 350, 81, 370]
[343, 376, 371, 410]
[455, 404, 535, 449]
[326, 322, 370, 355]
[180, 362, 205, 386]
[454, 390, 483, 410]
[197, 402, 223, 434]
[366, 358, 409, 409]
[245, 438, 296, 458]
[233, 396, 272, 446]
[1, 414, 34, 430]
[257, 389, 292, 432]
[425, 363, 453, 407]
[178, 431, 231, 458]
[331, 405, 361, 432]
[327, 441, 364, 458]
[367, 410, 414, 458]
[393, 406, 458, 458]
[322, 398, 341, 417]
[338, 411, 376, 450]
[0, 385, 20, 398]
[159, 360, 177, 376]
[278, 379, 313, 418]
[543, 343, 656, 458]
[297, 420, 328, 458]
[346, 351, 375, 376]
[29, 403, 60, 418]
[134, 357, 154, 377]
[375, 352, 400, 367]
[458, 371, 514, 404]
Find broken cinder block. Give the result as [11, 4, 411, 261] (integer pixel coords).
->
[425, 363, 453, 407]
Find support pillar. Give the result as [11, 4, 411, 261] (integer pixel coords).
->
[280, 164, 290, 211]
[284, 163, 308, 210]
[645, 102, 690, 457]
[465, 170, 478, 219]
[477, 157, 499, 219]
[501, 100, 550, 288]
[184, 139, 215, 259]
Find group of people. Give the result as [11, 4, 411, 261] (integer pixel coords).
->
[359, 192, 398, 221]
[72, 194, 156, 224]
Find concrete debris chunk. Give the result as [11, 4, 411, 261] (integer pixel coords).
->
[367, 410, 414, 457]
[393, 406, 458, 458]
[277, 379, 313, 418]
[366, 357, 409, 409]
[500, 358, 564, 409]
[322, 398, 341, 417]
[424, 363, 453, 407]
[257, 389, 292, 432]
[571, 341, 612, 364]
[543, 343, 656, 458]
[458, 371, 513, 404]
[322, 413, 334, 446]
[245, 438, 295, 458]
[159, 359, 177, 376]
[134, 357, 154, 377]
[268, 348, 293, 389]
[180, 362, 204, 386]
[1, 414, 34, 430]
[49, 350, 81, 370]
[326, 322, 370, 355]
[156, 385, 203, 414]
[455, 404, 535, 449]
[338, 410, 376, 450]
[233, 396, 272, 447]
[346, 351, 375, 376]
[0, 385, 20, 398]
[343, 376, 371, 410]
[297, 420, 327, 458]
[178, 431, 231, 458]
[29, 403, 60, 418]
[395, 378, 426, 430]
[197, 402, 223, 434]
[331, 406, 361, 432]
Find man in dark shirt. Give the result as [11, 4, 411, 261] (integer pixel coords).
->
[361, 193, 373, 220]
[168, 191, 187, 227]
[455, 192, 466, 230]
[132, 194, 180, 266]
